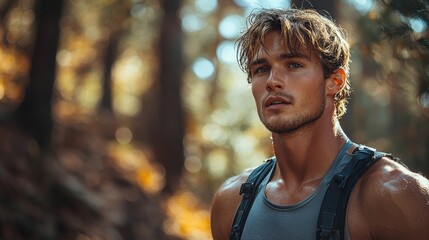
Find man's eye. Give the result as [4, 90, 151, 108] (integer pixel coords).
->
[288, 63, 302, 69]
[254, 66, 270, 75]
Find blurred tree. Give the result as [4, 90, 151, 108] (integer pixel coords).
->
[100, 1, 130, 115]
[292, 0, 338, 16]
[0, 0, 14, 23]
[348, 0, 429, 174]
[15, 0, 63, 151]
[151, 0, 185, 194]
[377, 0, 428, 96]
[0, 1, 185, 239]
[100, 33, 116, 113]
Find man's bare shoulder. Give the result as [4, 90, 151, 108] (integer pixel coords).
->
[212, 167, 256, 211]
[210, 167, 258, 240]
[352, 156, 429, 239]
[217, 169, 253, 195]
[361, 156, 429, 198]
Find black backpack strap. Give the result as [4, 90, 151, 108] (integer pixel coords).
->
[317, 146, 394, 240]
[230, 158, 276, 240]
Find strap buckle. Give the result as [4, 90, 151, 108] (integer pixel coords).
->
[317, 211, 337, 240]
[239, 182, 253, 199]
[332, 173, 347, 189]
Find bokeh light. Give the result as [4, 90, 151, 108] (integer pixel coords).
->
[234, 0, 290, 9]
[219, 15, 244, 39]
[192, 57, 215, 80]
[409, 18, 427, 33]
[346, 0, 374, 13]
[115, 126, 133, 144]
[195, 0, 217, 13]
[216, 41, 236, 64]
[181, 13, 205, 33]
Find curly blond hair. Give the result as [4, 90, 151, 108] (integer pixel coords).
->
[236, 8, 351, 118]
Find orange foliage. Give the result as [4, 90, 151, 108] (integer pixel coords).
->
[164, 191, 212, 240]
[0, 46, 29, 104]
[107, 142, 165, 195]
[107, 142, 213, 239]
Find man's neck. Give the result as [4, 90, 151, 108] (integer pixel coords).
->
[271, 120, 349, 185]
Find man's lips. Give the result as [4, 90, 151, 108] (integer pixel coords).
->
[264, 95, 292, 107]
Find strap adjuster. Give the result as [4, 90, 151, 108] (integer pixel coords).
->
[239, 182, 253, 198]
[332, 173, 347, 189]
[317, 211, 337, 240]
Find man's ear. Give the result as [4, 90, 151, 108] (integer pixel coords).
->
[326, 68, 346, 96]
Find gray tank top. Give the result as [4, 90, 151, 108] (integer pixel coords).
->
[241, 141, 353, 240]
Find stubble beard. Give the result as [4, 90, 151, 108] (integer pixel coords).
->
[259, 89, 326, 134]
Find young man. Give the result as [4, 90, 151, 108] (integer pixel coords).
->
[210, 8, 429, 240]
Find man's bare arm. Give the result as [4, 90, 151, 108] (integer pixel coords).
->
[211, 171, 252, 240]
[361, 158, 429, 239]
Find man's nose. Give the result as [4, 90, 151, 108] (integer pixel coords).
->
[266, 67, 285, 91]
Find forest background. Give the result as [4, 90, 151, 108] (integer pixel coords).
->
[0, 0, 428, 239]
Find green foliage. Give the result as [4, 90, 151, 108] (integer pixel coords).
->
[357, 0, 429, 95]
[344, 0, 429, 175]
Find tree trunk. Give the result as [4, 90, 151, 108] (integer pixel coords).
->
[16, 0, 63, 151]
[151, 0, 185, 193]
[100, 1, 128, 114]
[100, 33, 118, 113]
[0, 0, 14, 24]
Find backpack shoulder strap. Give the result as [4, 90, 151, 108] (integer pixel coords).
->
[316, 146, 395, 240]
[230, 158, 276, 240]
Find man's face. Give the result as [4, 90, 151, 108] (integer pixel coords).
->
[249, 31, 327, 134]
